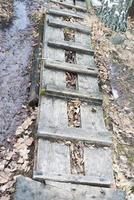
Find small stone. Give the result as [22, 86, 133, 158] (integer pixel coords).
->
[111, 34, 126, 45]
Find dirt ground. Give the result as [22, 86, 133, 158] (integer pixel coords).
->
[0, 0, 45, 199]
[86, 10, 134, 200]
[0, 0, 13, 25]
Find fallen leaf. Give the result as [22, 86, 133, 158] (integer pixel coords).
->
[0, 171, 11, 184]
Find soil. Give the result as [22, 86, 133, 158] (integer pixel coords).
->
[86, 11, 134, 199]
[0, 0, 45, 199]
[0, 0, 46, 145]
[0, 0, 13, 26]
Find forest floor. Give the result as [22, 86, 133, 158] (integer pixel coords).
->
[86, 10, 134, 200]
[0, 1, 134, 200]
[0, 0, 45, 199]
[0, 0, 13, 26]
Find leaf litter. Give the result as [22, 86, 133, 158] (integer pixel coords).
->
[86, 9, 134, 199]
[64, 26, 84, 174]
[0, 109, 37, 198]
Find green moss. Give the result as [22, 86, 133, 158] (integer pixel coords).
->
[64, 28, 70, 33]
[40, 88, 45, 96]
[128, 156, 134, 163]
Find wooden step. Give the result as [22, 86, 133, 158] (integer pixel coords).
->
[50, 0, 87, 12]
[47, 40, 94, 55]
[34, 139, 114, 187]
[47, 8, 84, 19]
[44, 59, 97, 76]
[42, 85, 102, 104]
[34, 173, 112, 187]
[37, 127, 112, 147]
[47, 18, 91, 34]
[38, 96, 111, 146]
[15, 176, 125, 200]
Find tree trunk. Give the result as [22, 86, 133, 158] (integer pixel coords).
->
[99, 0, 133, 31]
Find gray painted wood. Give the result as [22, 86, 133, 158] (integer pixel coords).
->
[75, 31, 91, 46]
[84, 147, 114, 184]
[34, 173, 112, 187]
[42, 68, 66, 89]
[47, 18, 91, 34]
[78, 74, 101, 94]
[44, 59, 98, 76]
[36, 139, 70, 175]
[50, 0, 87, 12]
[37, 127, 112, 146]
[34, 139, 113, 187]
[76, 53, 96, 69]
[44, 85, 103, 105]
[47, 8, 84, 19]
[47, 26, 64, 41]
[81, 103, 107, 131]
[38, 96, 68, 131]
[48, 40, 94, 55]
[43, 20, 65, 60]
[15, 176, 125, 200]
[44, 59, 97, 75]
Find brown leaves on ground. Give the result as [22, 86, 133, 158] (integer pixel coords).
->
[86, 11, 134, 199]
[70, 142, 85, 175]
[0, 109, 37, 198]
[0, 0, 13, 25]
[65, 50, 76, 64]
[64, 28, 75, 42]
[66, 72, 77, 89]
[67, 99, 81, 128]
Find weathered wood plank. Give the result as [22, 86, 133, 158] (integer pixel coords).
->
[47, 8, 84, 19]
[50, 0, 87, 12]
[76, 53, 96, 69]
[47, 18, 91, 34]
[36, 139, 70, 175]
[37, 95, 111, 146]
[38, 96, 68, 131]
[37, 127, 112, 146]
[41, 68, 66, 89]
[44, 59, 98, 76]
[43, 20, 65, 59]
[37, 97, 111, 146]
[75, 31, 91, 46]
[78, 74, 101, 94]
[48, 40, 94, 55]
[34, 173, 112, 187]
[43, 85, 102, 105]
[15, 176, 125, 200]
[34, 139, 114, 187]
[81, 103, 107, 132]
[84, 147, 114, 185]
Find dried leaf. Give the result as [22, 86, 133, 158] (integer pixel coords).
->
[0, 171, 11, 184]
